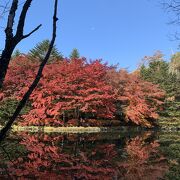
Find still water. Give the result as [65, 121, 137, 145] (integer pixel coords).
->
[0, 130, 179, 179]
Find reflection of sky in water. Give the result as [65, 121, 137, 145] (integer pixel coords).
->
[0, 131, 179, 179]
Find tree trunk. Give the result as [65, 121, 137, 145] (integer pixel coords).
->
[0, 0, 41, 88]
[0, 0, 58, 142]
[0, 43, 15, 88]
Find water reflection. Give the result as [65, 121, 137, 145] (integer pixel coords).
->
[0, 131, 172, 179]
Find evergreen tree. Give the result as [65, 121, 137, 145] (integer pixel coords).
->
[140, 52, 180, 128]
[28, 40, 63, 62]
[12, 49, 21, 59]
[140, 52, 178, 97]
[70, 48, 80, 59]
[169, 52, 180, 79]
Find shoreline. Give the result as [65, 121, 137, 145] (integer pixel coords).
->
[0, 125, 180, 133]
[0, 125, 101, 133]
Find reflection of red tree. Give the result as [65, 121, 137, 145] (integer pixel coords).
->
[0, 132, 169, 179]
[2, 132, 118, 179]
[118, 132, 168, 180]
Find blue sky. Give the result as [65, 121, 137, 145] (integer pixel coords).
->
[0, 0, 179, 71]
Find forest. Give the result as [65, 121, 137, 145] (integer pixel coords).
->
[0, 48, 179, 129]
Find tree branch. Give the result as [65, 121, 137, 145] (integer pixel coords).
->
[0, 0, 41, 88]
[22, 24, 42, 39]
[162, 0, 180, 24]
[0, 1, 11, 18]
[5, 0, 18, 39]
[15, 0, 33, 39]
[0, 0, 59, 142]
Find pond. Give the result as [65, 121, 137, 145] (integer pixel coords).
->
[0, 130, 179, 179]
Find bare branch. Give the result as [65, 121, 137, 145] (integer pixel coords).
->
[0, 0, 11, 18]
[0, 0, 59, 141]
[162, 0, 180, 24]
[22, 24, 42, 39]
[15, 0, 33, 39]
[161, 0, 180, 39]
[5, 0, 18, 39]
[0, 0, 41, 87]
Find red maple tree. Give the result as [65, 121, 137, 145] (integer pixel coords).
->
[0, 56, 165, 127]
[107, 69, 165, 127]
[2, 57, 116, 126]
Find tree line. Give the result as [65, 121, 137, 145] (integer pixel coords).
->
[0, 55, 166, 128]
[12, 40, 80, 61]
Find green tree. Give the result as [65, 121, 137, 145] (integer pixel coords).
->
[69, 48, 80, 59]
[140, 52, 178, 97]
[169, 52, 180, 79]
[12, 49, 21, 59]
[28, 39, 63, 62]
[0, 98, 31, 126]
[140, 52, 180, 128]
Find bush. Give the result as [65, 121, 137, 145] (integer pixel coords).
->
[0, 98, 31, 125]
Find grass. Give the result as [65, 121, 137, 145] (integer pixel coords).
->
[0, 125, 101, 133]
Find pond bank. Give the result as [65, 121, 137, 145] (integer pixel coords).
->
[0, 125, 179, 133]
[0, 125, 101, 133]
[0, 125, 150, 133]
